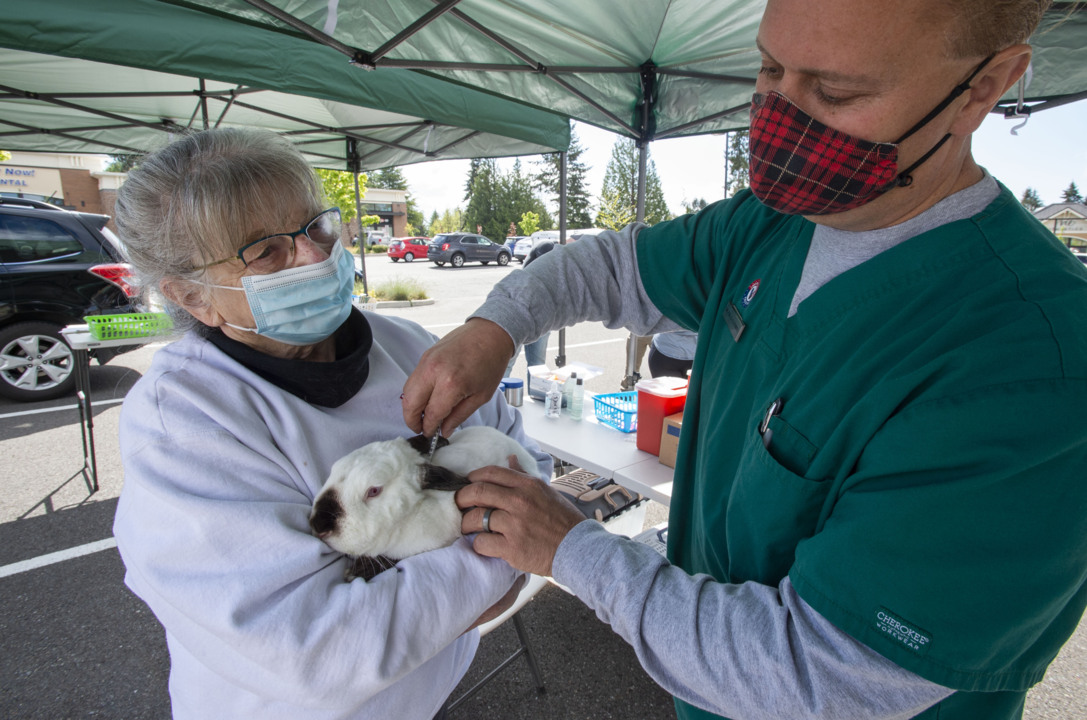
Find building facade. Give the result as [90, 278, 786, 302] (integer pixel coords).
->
[353, 186, 408, 242]
[1, 151, 126, 230]
[1034, 203, 1087, 249]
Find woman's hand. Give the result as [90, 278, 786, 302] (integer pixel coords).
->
[402, 318, 515, 438]
[456, 459, 586, 577]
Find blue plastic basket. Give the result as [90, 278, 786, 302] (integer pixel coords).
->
[593, 391, 638, 433]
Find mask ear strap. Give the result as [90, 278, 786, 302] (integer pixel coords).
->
[894, 54, 995, 145]
[893, 54, 995, 187]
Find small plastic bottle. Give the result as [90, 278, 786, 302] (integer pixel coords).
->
[562, 372, 577, 412]
[568, 377, 585, 421]
[545, 380, 563, 419]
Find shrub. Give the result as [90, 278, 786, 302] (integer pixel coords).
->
[356, 276, 428, 302]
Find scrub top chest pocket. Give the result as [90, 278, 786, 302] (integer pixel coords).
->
[724, 399, 829, 584]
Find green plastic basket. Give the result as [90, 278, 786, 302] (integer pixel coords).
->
[84, 313, 173, 340]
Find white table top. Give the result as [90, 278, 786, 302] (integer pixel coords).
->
[61, 324, 168, 351]
[519, 393, 674, 506]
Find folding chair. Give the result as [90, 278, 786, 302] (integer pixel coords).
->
[447, 573, 548, 713]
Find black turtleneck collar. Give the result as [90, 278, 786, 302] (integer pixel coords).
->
[207, 307, 373, 408]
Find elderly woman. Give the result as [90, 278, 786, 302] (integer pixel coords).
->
[111, 128, 551, 720]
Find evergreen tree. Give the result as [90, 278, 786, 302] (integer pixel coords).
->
[463, 159, 551, 241]
[429, 207, 465, 234]
[1019, 187, 1043, 212]
[725, 130, 750, 197]
[682, 198, 709, 214]
[1061, 181, 1083, 204]
[463, 158, 484, 203]
[595, 137, 671, 226]
[533, 129, 594, 228]
[427, 210, 439, 236]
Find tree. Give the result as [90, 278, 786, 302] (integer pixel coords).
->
[533, 129, 594, 228]
[367, 166, 425, 235]
[463, 158, 552, 241]
[725, 130, 750, 197]
[1060, 181, 1083, 204]
[682, 198, 709, 214]
[105, 154, 141, 173]
[595, 137, 672, 227]
[596, 189, 637, 231]
[429, 207, 465, 234]
[518, 211, 540, 236]
[1019, 187, 1044, 212]
[315, 168, 380, 234]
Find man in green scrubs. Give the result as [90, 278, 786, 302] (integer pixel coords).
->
[403, 1, 1087, 718]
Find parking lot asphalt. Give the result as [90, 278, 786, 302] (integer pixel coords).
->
[2, 253, 1084, 719]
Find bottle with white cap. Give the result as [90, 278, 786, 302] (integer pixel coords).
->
[569, 377, 585, 421]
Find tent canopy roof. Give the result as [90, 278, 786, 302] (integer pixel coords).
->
[180, 0, 1087, 141]
[0, 0, 573, 169]
[2, 0, 1084, 166]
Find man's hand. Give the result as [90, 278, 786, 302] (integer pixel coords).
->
[402, 318, 516, 437]
[465, 574, 526, 632]
[457, 460, 586, 577]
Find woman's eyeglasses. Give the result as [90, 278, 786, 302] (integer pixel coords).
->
[195, 208, 343, 275]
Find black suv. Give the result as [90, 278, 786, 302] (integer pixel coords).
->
[0, 197, 142, 402]
[427, 233, 511, 267]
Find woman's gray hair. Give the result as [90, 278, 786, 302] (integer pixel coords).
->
[114, 128, 324, 334]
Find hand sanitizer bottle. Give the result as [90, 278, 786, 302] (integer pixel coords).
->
[545, 380, 562, 419]
[569, 377, 585, 421]
[563, 372, 577, 412]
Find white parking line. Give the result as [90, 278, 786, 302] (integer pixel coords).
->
[0, 397, 125, 420]
[0, 537, 118, 579]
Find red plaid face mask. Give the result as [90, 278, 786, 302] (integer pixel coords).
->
[747, 57, 992, 216]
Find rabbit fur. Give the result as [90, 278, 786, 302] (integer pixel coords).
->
[310, 426, 540, 579]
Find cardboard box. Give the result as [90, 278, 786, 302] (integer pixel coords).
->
[658, 412, 684, 468]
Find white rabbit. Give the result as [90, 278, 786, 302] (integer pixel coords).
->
[310, 426, 542, 580]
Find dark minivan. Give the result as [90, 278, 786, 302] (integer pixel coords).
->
[427, 233, 511, 267]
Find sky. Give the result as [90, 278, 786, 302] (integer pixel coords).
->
[401, 101, 1087, 223]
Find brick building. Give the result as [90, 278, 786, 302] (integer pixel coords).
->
[1, 151, 125, 231]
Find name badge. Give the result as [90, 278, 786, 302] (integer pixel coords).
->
[724, 301, 746, 342]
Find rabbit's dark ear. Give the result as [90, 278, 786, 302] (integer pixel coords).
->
[421, 464, 471, 492]
[406, 434, 450, 456]
[345, 555, 397, 582]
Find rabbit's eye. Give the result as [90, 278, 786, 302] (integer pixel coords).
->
[366, 486, 383, 499]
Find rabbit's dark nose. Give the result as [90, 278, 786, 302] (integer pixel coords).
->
[310, 491, 343, 538]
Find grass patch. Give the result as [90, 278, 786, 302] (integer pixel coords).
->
[358, 276, 429, 301]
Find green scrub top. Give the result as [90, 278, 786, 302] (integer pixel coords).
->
[636, 187, 1087, 720]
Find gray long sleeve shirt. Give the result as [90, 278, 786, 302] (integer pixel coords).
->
[466, 190, 1008, 717]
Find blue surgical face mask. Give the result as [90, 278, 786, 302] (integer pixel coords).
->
[198, 242, 355, 346]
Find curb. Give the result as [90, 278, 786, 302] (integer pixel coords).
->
[353, 298, 435, 309]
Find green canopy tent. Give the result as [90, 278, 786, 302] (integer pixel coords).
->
[0, 0, 572, 295]
[78, 0, 1086, 211]
[6, 0, 1084, 376]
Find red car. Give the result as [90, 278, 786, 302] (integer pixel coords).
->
[387, 237, 430, 262]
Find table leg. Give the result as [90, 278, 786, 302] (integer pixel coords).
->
[73, 348, 98, 494]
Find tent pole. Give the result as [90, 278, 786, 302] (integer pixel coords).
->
[347, 138, 369, 301]
[198, 79, 210, 130]
[556, 150, 568, 368]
